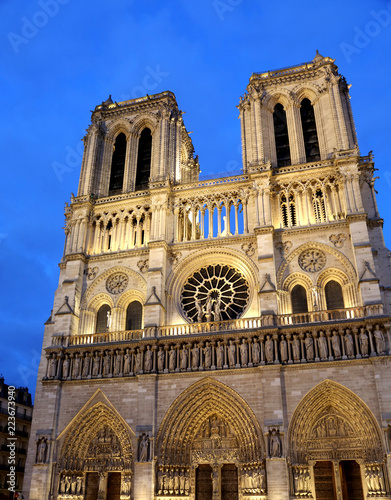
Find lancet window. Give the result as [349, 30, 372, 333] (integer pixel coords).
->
[135, 128, 152, 190]
[300, 98, 320, 162]
[126, 301, 143, 331]
[273, 103, 291, 167]
[325, 280, 344, 310]
[109, 133, 127, 195]
[312, 189, 326, 223]
[291, 285, 308, 314]
[96, 304, 111, 334]
[280, 193, 297, 228]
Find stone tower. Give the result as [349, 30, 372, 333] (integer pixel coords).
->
[25, 54, 391, 500]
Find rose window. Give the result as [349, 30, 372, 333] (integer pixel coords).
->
[106, 273, 129, 294]
[298, 249, 326, 273]
[181, 264, 250, 322]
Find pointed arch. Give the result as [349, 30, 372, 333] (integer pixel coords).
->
[58, 392, 134, 472]
[288, 380, 384, 465]
[156, 378, 265, 465]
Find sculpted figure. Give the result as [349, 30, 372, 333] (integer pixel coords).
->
[144, 345, 153, 372]
[259, 468, 266, 491]
[60, 476, 66, 494]
[280, 337, 288, 363]
[216, 341, 224, 368]
[49, 353, 57, 378]
[204, 342, 212, 368]
[195, 298, 203, 323]
[265, 335, 274, 363]
[318, 331, 328, 359]
[269, 429, 282, 458]
[184, 470, 190, 493]
[103, 351, 111, 375]
[213, 297, 221, 322]
[228, 340, 236, 366]
[92, 352, 100, 376]
[106, 310, 112, 330]
[192, 345, 200, 369]
[72, 354, 81, 378]
[305, 333, 314, 361]
[138, 434, 149, 462]
[344, 329, 354, 357]
[65, 476, 71, 494]
[179, 469, 185, 493]
[240, 339, 248, 365]
[157, 467, 165, 492]
[169, 347, 176, 371]
[180, 345, 188, 370]
[37, 439, 47, 463]
[331, 331, 341, 358]
[359, 327, 369, 356]
[71, 475, 77, 495]
[252, 338, 260, 364]
[292, 335, 300, 361]
[113, 350, 122, 375]
[62, 355, 70, 378]
[121, 476, 131, 495]
[374, 324, 386, 354]
[205, 295, 213, 320]
[123, 349, 131, 374]
[76, 476, 82, 495]
[157, 347, 165, 371]
[134, 349, 142, 373]
[82, 353, 90, 377]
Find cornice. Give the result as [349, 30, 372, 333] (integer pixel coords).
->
[274, 220, 348, 236]
[169, 234, 256, 252]
[87, 248, 149, 263]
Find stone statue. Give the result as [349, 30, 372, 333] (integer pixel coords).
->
[305, 333, 314, 361]
[37, 438, 47, 463]
[180, 345, 188, 370]
[123, 349, 131, 374]
[213, 297, 221, 322]
[103, 351, 111, 375]
[211, 468, 219, 494]
[62, 355, 70, 378]
[49, 353, 57, 378]
[280, 337, 288, 363]
[344, 329, 354, 357]
[72, 354, 81, 378]
[169, 347, 176, 371]
[292, 335, 300, 361]
[121, 475, 131, 495]
[205, 295, 213, 320]
[144, 345, 153, 372]
[240, 339, 248, 365]
[71, 475, 77, 495]
[216, 341, 224, 368]
[269, 429, 282, 457]
[179, 468, 185, 493]
[157, 467, 165, 492]
[82, 353, 90, 377]
[106, 310, 112, 330]
[134, 349, 142, 373]
[174, 468, 180, 493]
[195, 298, 203, 322]
[92, 352, 100, 376]
[192, 345, 200, 369]
[228, 340, 236, 366]
[318, 331, 328, 359]
[157, 347, 165, 371]
[204, 342, 211, 368]
[265, 335, 274, 363]
[359, 327, 369, 356]
[60, 476, 66, 494]
[252, 339, 260, 364]
[374, 324, 385, 354]
[76, 476, 82, 495]
[331, 331, 341, 358]
[138, 433, 149, 462]
[113, 350, 122, 375]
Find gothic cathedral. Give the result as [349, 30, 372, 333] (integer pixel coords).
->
[25, 53, 391, 500]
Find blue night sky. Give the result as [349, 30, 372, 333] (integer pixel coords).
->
[1, 0, 391, 397]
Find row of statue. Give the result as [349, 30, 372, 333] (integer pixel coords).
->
[157, 466, 190, 495]
[242, 466, 266, 493]
[46, 324, 388, 381]
[365, 464, 386, 494]
[292, 466, 312, 497]
[59, 475, 83, 495]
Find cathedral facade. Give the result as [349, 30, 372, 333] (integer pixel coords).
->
[25, 53, 391, 500]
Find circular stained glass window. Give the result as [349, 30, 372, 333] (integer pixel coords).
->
[181, 264, 250, 323]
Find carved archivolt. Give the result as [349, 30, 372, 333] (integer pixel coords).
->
[166, 248, 259, 321]
[316, 267, 350, 288]
[81, 265, 146, 310]
[156, 378, 265, 466]
[288, 380, 383, 465]
[277, 242, 357, 290]
[58, 400, 134, 472]
[282, 272, 313, 292]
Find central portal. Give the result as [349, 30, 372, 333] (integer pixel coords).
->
[196, 465, 213, 500]
[221, 464, 238, 500]
[195, 464, 238, 500]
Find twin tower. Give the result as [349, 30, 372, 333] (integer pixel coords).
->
[25, 53, 391, 500]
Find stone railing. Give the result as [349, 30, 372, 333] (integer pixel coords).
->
[44, 322, 391, 382]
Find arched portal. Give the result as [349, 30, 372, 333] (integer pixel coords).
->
[57, 401, 134, 500]
[156, 378, 266, 498]
[288, 380, 386, 498]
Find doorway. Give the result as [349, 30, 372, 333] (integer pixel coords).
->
[85, 472, 99, 500]
[340, 461, 364, 500]
[196, 464, 213, 500]
[221, 464, 238, 500]
[314, 461, 336, 500]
